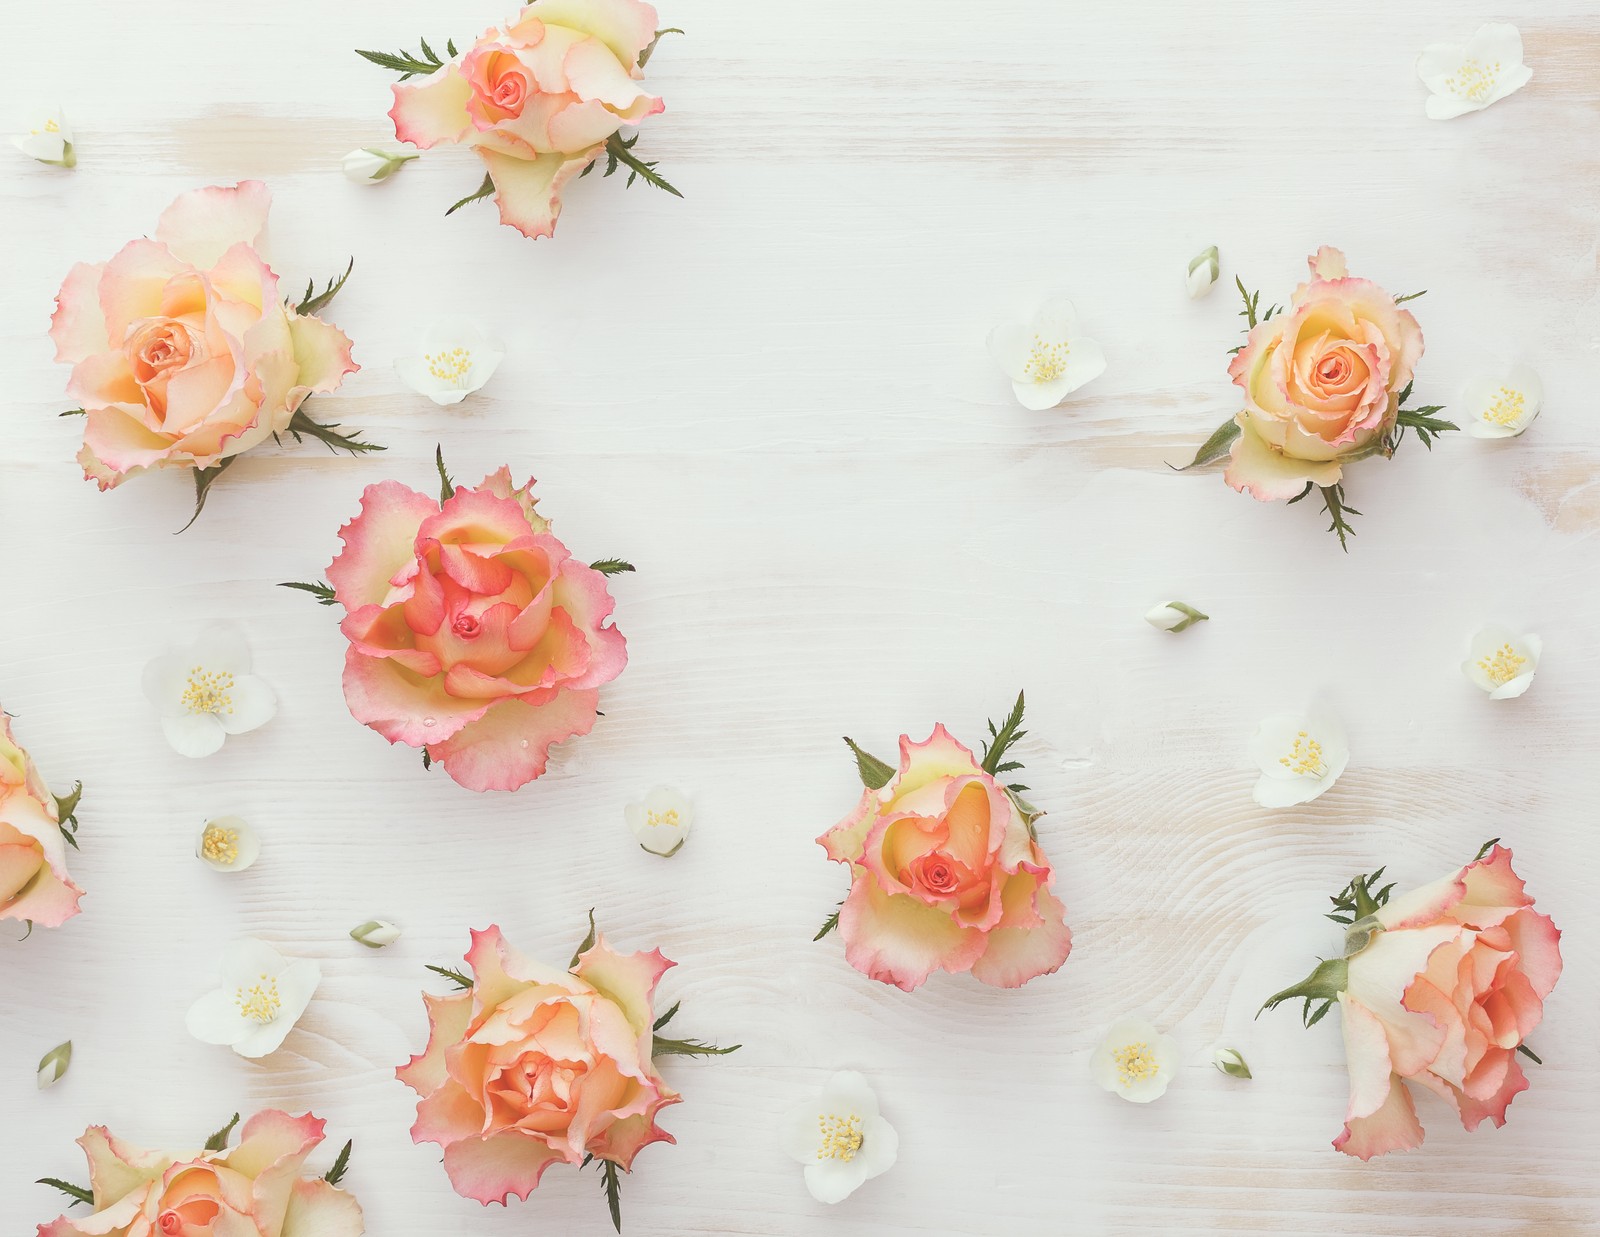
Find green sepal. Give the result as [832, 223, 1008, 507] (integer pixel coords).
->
[1258, 956, 1348, 1028]
[843, 738, 895, 790]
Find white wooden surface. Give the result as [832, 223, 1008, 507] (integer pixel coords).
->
[4, 2, 1600, 1233]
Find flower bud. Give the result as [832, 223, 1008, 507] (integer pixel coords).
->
[1186, 245, 1219, 299]
[350, 919, 403, 949]
[626, 787, 692, 857]
[197, 816, 260, 872]
[14, 107, 74, 168]
[1144, 601, 1209, 633]
[342, 147, 417, 184]
[37, 1040, 72, 1089]
[1213, 1047, 1251, 1079]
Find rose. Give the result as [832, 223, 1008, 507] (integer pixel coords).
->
[1224, 246, 1423, 501]
[327, 467, 626, 791]
[397, 925, 679, 1205]
[0, 712, 82, 929]
[1334, 845, 1561, 1159]
[37, 1110, 362, 1237]
[50, 181, 357, 489]
[818, 726, 1072, 991]
[389, 0, 665, 239]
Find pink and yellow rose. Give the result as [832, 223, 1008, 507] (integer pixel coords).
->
[0, 711, 82, 929]
[1333, 845, 1561, 1159]
[818, 726, 1072, 992]
[1224, 246, 1423, 501]
[389, 0, 666, 239]
[51, 182, 357, 490]
[37, 1110, 362, 1237]
[397, 925, 679, 1205]
[327, 467, 625, 791]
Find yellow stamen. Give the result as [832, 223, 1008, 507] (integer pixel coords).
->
[1025, 335, 1070, 384]
[181, 666, 235, 716]
[1483, 386, 1526, 427]
[1278, 731, 1327, 779]
[1478, 643, 1527, 687]
[426, 347, 473, 385]
[646, 808, 680, 828]
[201, 823, 240, 866]
[1113, 1041, 1160, 1087]
[1444, 58, 1502, 103]
[816, 1112, 864, 1162]
[235, 975, 282, 1023]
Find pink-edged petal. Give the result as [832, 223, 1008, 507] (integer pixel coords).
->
[1223, 415, 1342, 501]
[573, 932, 674, 1035]
[1450, 1057, 1530, 1132]
[1308, 246, 1348, 280]
[596, 1103, 680, 1171]
[281, 1176, 365, 1237]
[397, 990, 473, 1096]
[390, 68, 473, 148]
[819, 789, 877, 865]
[427, 689, 599, 792]
[1454, 844, 1534, 921]
[79, 406, 178, 479]
[78, 1126, 171, 1204]
[0, 851, 83, 928]
[528, 0, 659, 65]
[464, 923, 546, 1008]
[421, 484, 540, 548]
[50, 261, 109, 363]
[563, 37, 654, 109]
[838, 875, 986, 992]
[968, 872, 1072, 988]
[1334, 1073, 1425, 1160]
[1502, 907, 1563, 1000]
[340, 647, 491, 747]
[891, 724, 985, 800]
[413, 1079, 488, 1147]
[1344, 924, 1460, 1076]
[155, 181, 273, 269]
[550, 558, 627, 690]
[477, 147, 594, 241]
[96, 239, 187, 342]
[227, 1110, 323, 1235]
[327, 481, 436, 609]
[441, 1131, 568, 1205]
[287, 313, 359, 400]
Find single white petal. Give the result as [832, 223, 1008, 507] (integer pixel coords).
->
[1489, 673, 1536, 701]
[816, 1071, 881, 1124]
[782, 1102, 824, 1164]
[1415, 43, 1467, 90]
[1425, 93, 1486, 121]
[217, 674, 277, 735]
[219, 937, 290, 985]
[186, 988, 252, 1046]
[1031, 297, 1081, 340]
[986, 321, 1035, 383]
[855, 1115, 898, 1180]
[232, 1015, 297, 1059]
[1012, 376, 1071, 411]
[162, 713, 226, 758]
[1058, 336, 1107, 395]
[1468, 22, 1525, 69]
[1489, 62, 1533, 106]
[14, 131, 68, 162]
[143, 653, 195, 715]
[1252, 772, 1329, 809]
[802, 1158, 870, 1205]
[191, 625, 253, 675]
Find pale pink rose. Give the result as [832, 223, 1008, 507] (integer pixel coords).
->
[818, 726, 1072, 992]
[1335, 845, 1562, 1160]
[36, 1110, 363, 1237]
[326, 467, 626, 791]
[389, 0, 665, 239]
[396, 925, 680, 1205]
[0, 710, 82, 929]
[1225, 246, 1424, 501]
[50, 181, 358, 489]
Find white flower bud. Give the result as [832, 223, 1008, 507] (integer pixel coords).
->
[342, 147, 417, 184]
[1213, 1047, 1252, 1079]
[14, 107, 74, 168]
[350, 919, 403, 949]
[197, 816, 260, 872]
[37, 1040, 72, 1089]
[1145, 601, 1209, 633]
[626, 786, 692, 857]
[1186, 245, 1220, 299]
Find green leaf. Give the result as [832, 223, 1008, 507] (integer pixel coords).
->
[53, 782, 83, 849]
[638, 26, 683, 68]
[294, 258, 353, 318]
[1394, 289, 1427, 304]
[1235, 276, 1261, 329]
[1388, 405, 1457, 454]
[570, 908, 597, 969]
[599, 1159, 623, 1234]
[590, 559, 636, 576]
[843, 737, 895, 790]
[980, 691, 1027, 777]
[204, 1113, 241, 1152]
[813, 906, 841, 941]
[1258, 956, 1348, 1026]
[323, 1140, 352, 1186]
[1517, 1043, 1543, 1065]
[1172, 418, 1240, 471]
[179, 457, 237, 533]
[36, 1040, 72, 1089]
[652, 1034, 741, 1058]
[355, 41, 452, 80]
[435, 445, 455, 505]
[652, 1000, 681, 1032]
[446, 173, 496, 216]
[284, 408, 384, 456]
[58, 407, 86, 417]
[38, 1178, 94, 1208]
[279, 580, 338, 606]
[1318, 484, 1360, 552]
[1474, 837, 1502, 862]
[425, 963, 472, 990]
[421, 748, 432, 771]
[597, 131, 682, 197]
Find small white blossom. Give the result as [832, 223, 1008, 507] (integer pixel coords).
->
[1249, 708, 1349, 808]
[343, 147, 418, 183]
[1462, 626, 1540, 700]
[14, 106, 74, 167]
[350, 919, 403, 949]
[143, 626, 277, 758]
[1417, 23, 1531, 120]
[1091, 1016, 1179, 1103]
[1186, 246, 1220, 299]
[1461, 365, 1542, 439]
[395, 320, 505, 406]
[987, 297, 1107, 410]
[626, 786, 692, 857]
[1145, 601, 1209, 633]
[196, 816, 260, 873]
[782, 1071, 898, 1203]
[36, 1041, 71, 1089]
[186, 939, 320, 1059]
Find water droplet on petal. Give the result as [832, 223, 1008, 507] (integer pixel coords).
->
[519, 739, 529, 749]
[423, 717, 436, 727]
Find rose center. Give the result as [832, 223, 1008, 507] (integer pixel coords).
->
[452, 613, 482, 639]
[181, 666, 235, 717]
[1113, 1041, 1159, 1086]
[816, 1112, 863, 1162]
[490, 68, 529, 114]
[1316, 354, 1350, 384]
[1278, 731, 1327, 779]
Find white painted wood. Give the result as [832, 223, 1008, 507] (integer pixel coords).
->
[3, 1, 1599, 1232]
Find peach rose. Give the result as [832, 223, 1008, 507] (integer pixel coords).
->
[1225, 246, 1423, 501]
[0, 711, 82, 929]
[818, 726, 1072, 992]
[50, 181, 357, 489]
[37, 1110, 362, 1237]
[327, 467, 626, 791]
[389, 0, 665, 239]
[397, 925, 680, 1205]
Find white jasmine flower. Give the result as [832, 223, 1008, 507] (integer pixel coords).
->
[14, 106, 74, 167]
[350, 919, 403, 948]
[1091, 1015, 1179, 1103]
[1417, 23, 1532, 120]
[1145, 601, 1209, 633]
[343, 147, 418, 183]
[783, 1071, 898, 1204]
[186, 939, 320, 1059]
[1249, 708, 1349, 808]
[36, 1041, 71, 1089]
[1461, 365, 1542, 439]
[196, 816, 260, 873]
[626, 786, 692, 857]
[143, 626, 276, 758]
[1186, 246, 1220, 299]
[987, 297, 1107, 410]
[394, 320, 505, 406]
[1213, 1047, 1252, 1079]
[1462, 626, 1540, 700]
